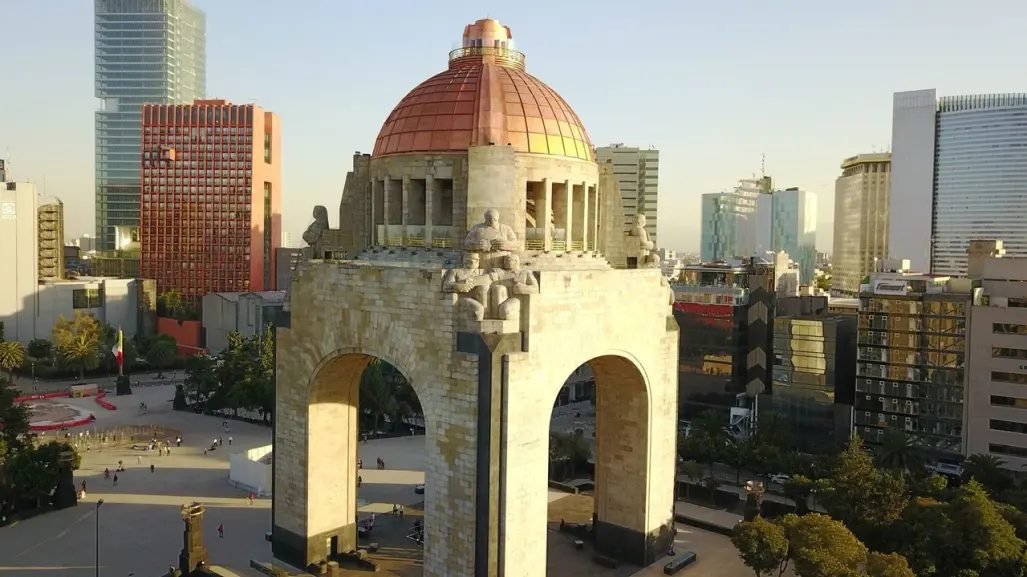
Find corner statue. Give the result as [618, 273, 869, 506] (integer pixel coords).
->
[464, 208, 520, 252]
[628, 213, 660, 268]
[302, 205, 330, 258]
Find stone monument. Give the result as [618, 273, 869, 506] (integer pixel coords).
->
[626, 214, 660, 269]
[52, 449, 78, 509]
[302, 206, 330, 259]
[178, 502, 211, 573]
[272, 17, 679, 577]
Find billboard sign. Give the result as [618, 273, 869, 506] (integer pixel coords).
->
[873, 280, 908, 296]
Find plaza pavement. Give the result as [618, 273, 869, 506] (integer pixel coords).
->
[0, 384, 751, 576]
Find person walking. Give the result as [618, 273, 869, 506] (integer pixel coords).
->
[150, 463, 155, 473]
[113, 474, 118, 487]
[248, 492, 254, 506]
[228, 436, 233, 446]
[217, 523, 224, 538]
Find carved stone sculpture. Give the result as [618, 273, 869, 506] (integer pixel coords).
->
[464, 208, 520, 253]
[179, 502, 211, 573]
[489, 254, 539, 321]
[442, 252, 489, 320]
[628, 214, 660, 268]
[302, 206, 330, 258]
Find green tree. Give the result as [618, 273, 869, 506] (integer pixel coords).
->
[145, 334, 177, 376]
[782, 474, 816, 515]
[550, 431, 592, 479]
[359, 358, 396, 435]
[752, 410, 793, 451]
[182, 355, 220, 407]
[962, 454, 1014, 496]
[158, 289, 186, 319]
[51, 312, 102, 379]
[945, 480, 1026, 575]
[780, 513, 868, 577]
[875, 429, 925, 474]
[678, 460, 703, 500]
[0, 376, 31, 464]
[0, 341, 25, 379]
[26, 339, 53, 361]
[816, 435, 907, 544]
[688, 409, 729, 476]
[732, 516, 790, 577]
[725, 437, 758, 483]
[865, 552, 915, 577]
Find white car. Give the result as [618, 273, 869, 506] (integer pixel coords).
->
[768, 473, 791, 485]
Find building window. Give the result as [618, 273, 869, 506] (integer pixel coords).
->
[991, 395, 1027, 409]
[1009, 298, 1027, 308]
[72, 288, 104, 309]
[993, 371, 1027, 384]
[990, 419, 1027, 435]
[990, 443, 1027, 458]
[993, 323, 1027, 335]
[992, 347, 1027, 360]
[263, 132, 272, 164]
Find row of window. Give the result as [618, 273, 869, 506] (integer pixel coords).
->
[991, 419, 1027, 435]
[993, 323, 1027, 335]
[992, 395, 1027, 409]
[993, 347, 1027, 360]
[144, 106, 255, 126]
[993, 371, 1027, 385]
[990, 443, 1027, 458]
[72, 288, 104, 310]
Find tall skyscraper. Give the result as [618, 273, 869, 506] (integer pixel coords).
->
[139, 100, 281, 303]
[699, 178, 770, 262]
[94, 0, 206, 250]
[832, 153, 891, 296]
[595, 144, 659, 246]
[771, 188, 817, 285]
[890, 90, 1027, 275]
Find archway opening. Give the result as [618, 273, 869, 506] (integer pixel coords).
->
[304, 353, 428, 573]
[545, 355, 668, 573]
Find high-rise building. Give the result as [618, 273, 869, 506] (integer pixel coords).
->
[699, 178, 770, 261]
[0, 181, 39, 343]
[139, 100, 281, 303]
[855, 258, 972, 457]
[594, 144, 659, 245]
[833, 153, 891, 296]
[890, 90, 1027, 275]
[95, 0, 206, 250]
[771, 188, 817, 284]
[281, 231, 294, 249]
[37, 198, 65, 279]
[966, 254, 1027, 470]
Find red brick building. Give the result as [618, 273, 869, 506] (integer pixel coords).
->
[140, 100, 281, 304]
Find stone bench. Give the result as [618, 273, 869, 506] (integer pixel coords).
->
[663, 551, 697, 574]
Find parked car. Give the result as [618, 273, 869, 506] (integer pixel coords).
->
[414, 484, 425, 495]
[768, 473, 791, 485]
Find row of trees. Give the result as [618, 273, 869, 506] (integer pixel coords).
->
[177, 328, 274, 422]
[732, 435, 1027, 577]
[0, 313, 180, 381]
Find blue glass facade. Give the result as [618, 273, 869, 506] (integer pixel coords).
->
[94, 0, 205, 250]
[770, 189, 817, 285]
[931, 94, 1027, 276]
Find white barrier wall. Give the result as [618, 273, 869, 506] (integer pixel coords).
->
[228, 444, 273, 496]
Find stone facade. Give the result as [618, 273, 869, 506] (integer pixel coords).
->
[275, 145, 678, 577]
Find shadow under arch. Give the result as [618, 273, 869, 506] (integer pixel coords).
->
[547, 351, 673, 566]
[296, 347, 429, 565]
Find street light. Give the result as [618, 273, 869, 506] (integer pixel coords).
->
[95, 499, 104, 577]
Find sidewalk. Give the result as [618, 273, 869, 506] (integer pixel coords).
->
[10, 371, 175, 392]
[674, 501, 742, 532]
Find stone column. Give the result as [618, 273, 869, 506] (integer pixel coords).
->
[563, 179, 573, 252]
[401, 176, 411, 245]
[580, 181, 589, 252]
[542, 178, 553, 251]
[425, 175, 435, 248]
[382, 178, 392, 245]
[370, 180, 379, 245]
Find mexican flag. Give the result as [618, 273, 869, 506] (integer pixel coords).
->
[112, 327, 124, 367]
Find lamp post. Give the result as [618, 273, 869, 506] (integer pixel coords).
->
[95, 499, 104, 577]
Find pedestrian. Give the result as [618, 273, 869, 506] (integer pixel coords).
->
[399, 504, 404, 519]
[113, 474, 118, 487]
[392, 504, 398, 516]
[176, 436, 182, 447]
[219, 436, 224, 445]
[228, 436, 233, 446]
[150, 463, 155, 473]
[137, 455, 142, 464]
[217, 523, 224, 538]
[248, 492, 254, 506]
[203, 448, 207, 456]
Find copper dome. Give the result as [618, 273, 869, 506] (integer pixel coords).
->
[372, 19, 593, 162]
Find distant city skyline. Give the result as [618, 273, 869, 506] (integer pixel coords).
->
[3, 1, 1027, 254]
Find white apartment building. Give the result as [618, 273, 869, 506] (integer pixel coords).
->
[0, 181, 39, 342]
[595, 144, 659, 246]
[890, 90, 1027, 275]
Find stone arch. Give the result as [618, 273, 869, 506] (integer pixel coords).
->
[306, 346, 430, 408]
[545, 350, 672, 566]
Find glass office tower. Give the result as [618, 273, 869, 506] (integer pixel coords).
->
[94, 0, 206, 250]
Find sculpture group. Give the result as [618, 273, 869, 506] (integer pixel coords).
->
[443, 208, 539, 322]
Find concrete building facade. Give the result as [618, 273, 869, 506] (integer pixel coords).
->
[94, 0, 206, 250]
[272, 19, 677, 577]
[855, 259, 972, 457]
[201, 290, 286, 353]
[139, 100, 282, 302]
[890, 90, 1027, 275]
[966, 257, 1027, 470]
[0, 181, 38, 343]
[595, 144, 659, 247]
[833, 153, 891, 297]
[771, 188, 817, 287]
[37, 198, 65, 279]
